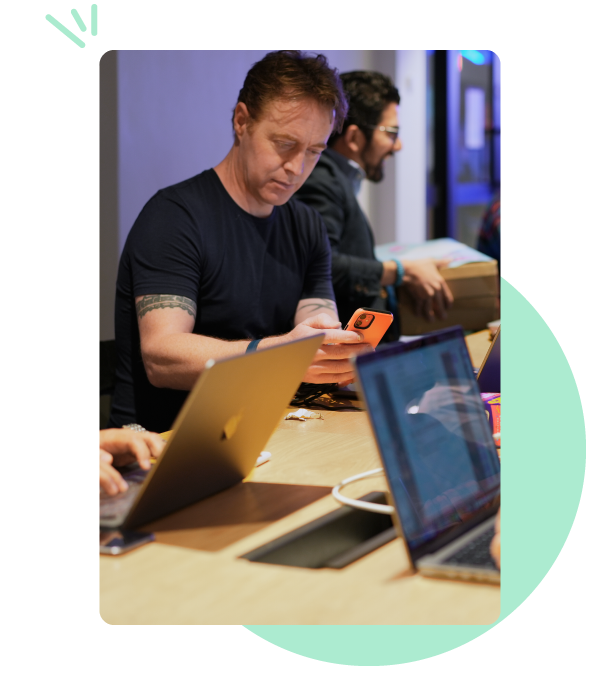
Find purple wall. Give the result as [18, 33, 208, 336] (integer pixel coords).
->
[117, 50, 376, 250]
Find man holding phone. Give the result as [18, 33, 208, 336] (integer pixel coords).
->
[344, 308, 393, 347]
[295, 71, 453, 334]
[109, 51, 372, 433]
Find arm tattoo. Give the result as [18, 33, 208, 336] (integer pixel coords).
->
[136, 294, 197, 320]
[297, 299, 336, 313]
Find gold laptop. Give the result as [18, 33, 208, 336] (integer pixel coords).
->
[100, 334, 323, 530]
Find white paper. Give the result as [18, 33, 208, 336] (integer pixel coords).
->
[375, 237, 494, 268]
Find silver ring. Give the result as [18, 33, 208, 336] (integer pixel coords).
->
[122, 423, 147, 433]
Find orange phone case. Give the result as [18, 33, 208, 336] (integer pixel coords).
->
[344, 307, 393, 347]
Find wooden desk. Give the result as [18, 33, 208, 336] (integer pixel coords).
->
[100, 333, 499, 625]
[465, 328, 494, 371]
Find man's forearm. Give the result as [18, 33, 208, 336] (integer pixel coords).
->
[294, 298, 339, 325]
[330, 253, 383, 298]
[141, 333, 251, 390]
[138, 294, 340, 390]
[142, 331, 294, 390]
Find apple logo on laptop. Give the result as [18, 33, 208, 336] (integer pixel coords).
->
[222, 411, 244, 441]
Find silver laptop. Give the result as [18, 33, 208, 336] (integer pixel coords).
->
[100, 334, 323, 531]
[353, 326, 500, 584]
[477, 326, 500, 393]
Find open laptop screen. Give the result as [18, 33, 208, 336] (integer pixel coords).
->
[355, 327, 500, 554]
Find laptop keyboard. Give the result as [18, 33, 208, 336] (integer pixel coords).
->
[100, 468, 147, 520]
[442, 526, 497, 569]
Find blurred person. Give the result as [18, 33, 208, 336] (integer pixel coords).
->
[477, 192, 500, 271]
[295, 71, 453, 335]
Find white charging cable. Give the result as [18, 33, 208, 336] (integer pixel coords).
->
[332, 468, 395, 515]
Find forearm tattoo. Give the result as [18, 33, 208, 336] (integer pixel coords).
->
[136, 294, 197, 319]
[297, 299, 337, 313]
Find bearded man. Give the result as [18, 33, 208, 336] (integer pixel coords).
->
[295, 71, 453, 335]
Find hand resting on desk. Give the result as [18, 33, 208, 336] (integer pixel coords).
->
[99, 428, 166, 496]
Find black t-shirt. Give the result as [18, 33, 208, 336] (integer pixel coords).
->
[295, 149, 385, 328]
[109, 169, 334, 432]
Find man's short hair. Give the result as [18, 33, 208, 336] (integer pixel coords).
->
[328, 71, 400, 146]
[234, 51, 348, 134]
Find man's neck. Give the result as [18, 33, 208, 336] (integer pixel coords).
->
[214, 148, 274, 218]
[330, 139, 361, 167]
[327, 144, 366, 193]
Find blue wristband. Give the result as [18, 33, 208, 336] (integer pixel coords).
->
[393, 259, 405, 287]
[246, 339, 261, 353]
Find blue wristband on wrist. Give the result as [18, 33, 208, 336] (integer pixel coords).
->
[393, 259, 405, 287]
[246, 339, 261, 353]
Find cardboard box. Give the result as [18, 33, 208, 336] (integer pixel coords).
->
[375, 239, 499, 335]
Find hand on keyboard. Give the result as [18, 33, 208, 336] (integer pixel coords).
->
[99, 428, 165, 495]
[100, 451, 129, 496]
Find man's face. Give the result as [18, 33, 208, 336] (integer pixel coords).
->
[360, 102, 402, 183]
[236, 97, 334, 212]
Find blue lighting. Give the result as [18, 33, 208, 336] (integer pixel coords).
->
[460, 50, 486, 65]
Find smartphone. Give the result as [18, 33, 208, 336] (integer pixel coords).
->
[100, 529, 155, 555]
[344, 308, 393, 347]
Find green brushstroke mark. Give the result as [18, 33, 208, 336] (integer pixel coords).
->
[45, 14, 85, 48]
[71, 8, 86, 31]
[91, 4, 98, 36]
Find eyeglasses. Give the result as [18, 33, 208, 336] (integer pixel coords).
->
[363, 124, 400, 143]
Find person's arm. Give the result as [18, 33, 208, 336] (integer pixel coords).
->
[294, 297, 338, 324]
[288, 214, 375, 382]
[137, 295, 371, 390]
[137, 294, 249, 390]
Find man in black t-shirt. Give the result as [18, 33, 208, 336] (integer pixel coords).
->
[110, 51, 372, 432]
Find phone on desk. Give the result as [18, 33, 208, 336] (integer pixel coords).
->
[344, 308, 393, 347]
[100, 529, 154, 555]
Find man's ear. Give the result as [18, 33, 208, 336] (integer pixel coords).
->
[343, 124, 367, 153]
[233, 102, 251, 138]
